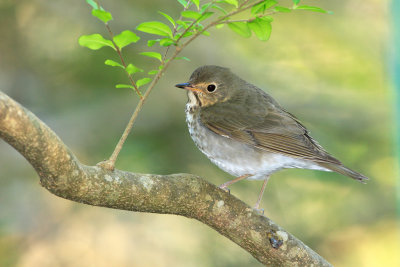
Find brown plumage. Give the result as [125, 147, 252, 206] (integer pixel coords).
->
[176, 65, 368, 209]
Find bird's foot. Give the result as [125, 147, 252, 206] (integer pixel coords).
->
[253, 207, 265, 215]
[218, 185, 230, 194]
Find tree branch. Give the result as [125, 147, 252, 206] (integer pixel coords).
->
[0, 91, 332, 267]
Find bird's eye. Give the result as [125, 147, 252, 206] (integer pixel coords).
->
[207, 84, 216, 92]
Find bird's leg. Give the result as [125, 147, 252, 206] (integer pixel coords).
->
[219, 174, 252, 193]
[253, 177, 270, 213]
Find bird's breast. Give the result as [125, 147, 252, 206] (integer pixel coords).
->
[185, 105, 329, 179]
[185, 106, 274, 178]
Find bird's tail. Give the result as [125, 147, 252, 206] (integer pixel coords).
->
[318, 162, 369, 183]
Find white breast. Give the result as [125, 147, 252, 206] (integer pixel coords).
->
[185, 94, 329, 180]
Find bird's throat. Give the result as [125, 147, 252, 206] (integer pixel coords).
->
[187, 91, 202, 108]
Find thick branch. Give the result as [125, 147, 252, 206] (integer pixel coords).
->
[0, 91, 331, 267]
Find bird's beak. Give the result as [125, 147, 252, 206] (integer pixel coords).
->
[175, 82, 202, 93]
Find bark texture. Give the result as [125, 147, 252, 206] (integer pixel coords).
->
[0, 91, 332, 266]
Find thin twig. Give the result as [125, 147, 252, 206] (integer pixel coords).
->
[100, 0, 273, 170]
[105, 24, 143, 98]
[94, 0, 142, 98]
[162, 0, 192, 62]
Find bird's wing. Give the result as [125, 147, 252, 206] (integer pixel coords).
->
[200, 99, 341, 164]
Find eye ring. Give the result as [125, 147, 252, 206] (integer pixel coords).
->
[207, 84, 216, 92]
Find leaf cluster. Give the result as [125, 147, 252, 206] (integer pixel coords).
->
[79, 0, 331, 97]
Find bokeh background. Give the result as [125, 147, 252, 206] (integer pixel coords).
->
[1, 0, 399, 266]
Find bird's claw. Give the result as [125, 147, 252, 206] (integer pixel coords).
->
[218, 186, 230, 194]
[253, 207, 264, 215]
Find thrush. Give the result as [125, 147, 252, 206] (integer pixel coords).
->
[175, 65, 368, 210]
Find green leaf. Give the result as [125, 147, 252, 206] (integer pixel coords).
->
[175, 56, 190, 61]
[215, 23, 224, 29]
[116, 84, 135, 89]
[212, 4, 228, 15]
[294, 5, 330, 14]
[148, 70, 159, 75]
[274, 6, 292, 13]
[92, 9, 112, 23]
[223, 0, 238, 8]
[198, 12, 214, 22]
[292, 0, 300, 5]
[158, 11, 176, 27]
[113, 30, 140, 50]
[104, 59, 124, 68]
[86, 0, 102, 10]
[159, 38, 174, 47]
[159, 39, 171, 47]
[176, 20, 192, 29]
[147, 39, 159, 47]
[140, 51, 162, 62]
[248, 17, 272, 41]
[201, 3, 212, 13]
[202, 30, 210, 36]
[228, 22, 251, 38]
[126, 64, 144, 75]
[251, 0, 278, 15]
[136, 78, 151, 88]
[136, 21, 173, 38]
[182, 31, 194, 38]
[192, 0, 200, 10]
[78, 34, 115, 50]
[177, 0, 188, 7]
[262, 16, 274, 22]
[181, 10, 201, 20]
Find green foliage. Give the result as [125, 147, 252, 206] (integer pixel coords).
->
[136, 78, 152, 88]
[126, 64, 144, 75]
[248, 17, 272, 41]
[116, 84, 135, 89]
[274, 6, 292, 13]
[192, 0, 200, 10]
[113, 30, 140, 50]
[158, 11, 176, 27]
[79, 0, 330, 96]
[140, 52, 163, 62]
[105, 59, 124, 68]
[181, 10, 202, 20]
[228, 22, 251, 38]
[92, 9, 112, 23]
[86, 0, 102, 10]
[211, 4, 228, 15]
[294, 5, 331, 14]
[251, 0, 277, 15]
[148, 70, 159, 75]
[177, 0, 188, 8]
[223, 0, 239, 8]
[79, 34, 115, 50]
[175, 56, 190, 61]
[136, 21, 173, 38]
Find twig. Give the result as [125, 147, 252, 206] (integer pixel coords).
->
[162, 0, 192, 62]
[100, 0, 276, 170]
[95, 0, 142, 98]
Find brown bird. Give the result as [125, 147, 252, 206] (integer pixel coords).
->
[176, 65, 368, 210]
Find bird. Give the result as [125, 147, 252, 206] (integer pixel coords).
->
[175, 65, 368, 210]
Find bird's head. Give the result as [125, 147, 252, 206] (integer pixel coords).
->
[175, 65, 244, 107]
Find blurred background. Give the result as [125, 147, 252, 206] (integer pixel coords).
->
[0, 0, 399, 266]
